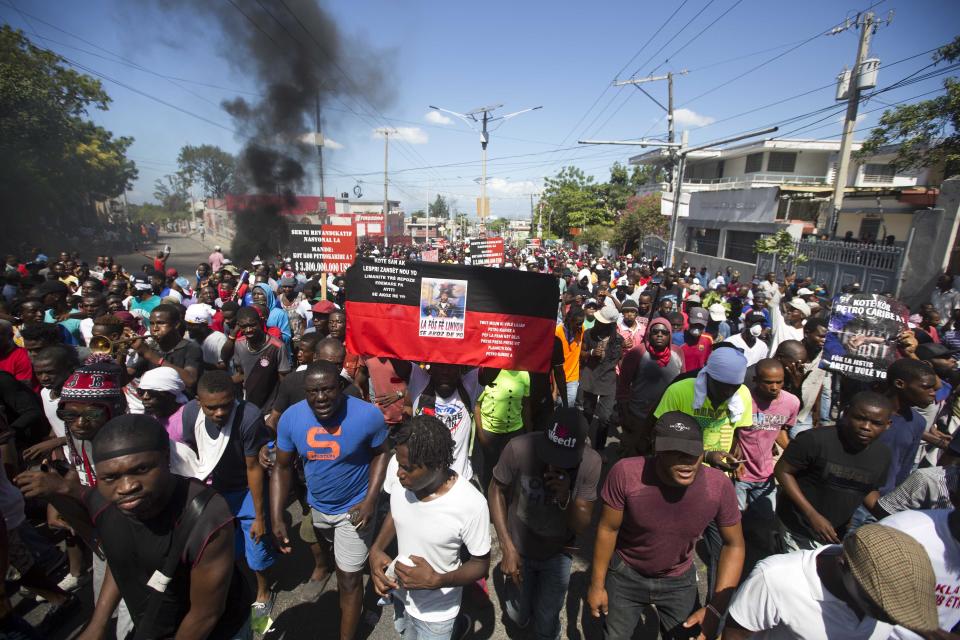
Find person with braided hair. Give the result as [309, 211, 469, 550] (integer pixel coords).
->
[370, 415, 491, 639]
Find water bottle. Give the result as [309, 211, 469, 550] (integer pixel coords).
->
[267, 441, 276, 465]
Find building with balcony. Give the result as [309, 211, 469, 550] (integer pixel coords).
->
[629, 139, 940, 275]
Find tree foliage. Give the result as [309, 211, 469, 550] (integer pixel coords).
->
[128, 202, 190, 223]
[0, 26, 137, 235]
[856, 36, 960, 175]
[153, 173, 190, 215]
[754, 229, 808, 271]
[616, 193, 668, 253]
[177, 144, 236, 198]
[428, 195, 450, 220]
[577, 225, 615, 253]
[486, 217, 509, 234]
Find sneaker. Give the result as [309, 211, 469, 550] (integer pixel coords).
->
[57, 573, 83, 592]
[250, 595, 275, 635]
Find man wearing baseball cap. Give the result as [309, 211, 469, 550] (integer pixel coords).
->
[724, 310, 769, 367]
[489, 407, 602, 640]
[579, 303, 623, 451]
[768, 287, 809, 356]
[304, 299, 337, 337]
[616, 298, 646, 350]
[185, 303, 227, 371]
[588, 411, 743, 640]
[725, 524, 939, 639]
[679, 307, 714, 373]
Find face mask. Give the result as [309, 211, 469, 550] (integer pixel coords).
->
[749, 324, 763, 337]
[688, 327, 703, 338]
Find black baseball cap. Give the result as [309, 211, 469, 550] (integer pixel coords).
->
[653, 411, 704, 457]
[621, 299, 639, 311]
[745, 310, 766, 325]
[535, 406, 589, 469]
[916, 343, 957, 361]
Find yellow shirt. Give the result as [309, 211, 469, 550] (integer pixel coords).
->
[653, 378, 753, 452]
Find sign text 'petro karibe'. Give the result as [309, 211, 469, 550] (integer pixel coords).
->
[468, 237, 505, 267]
[288, 224, 356, 274]
[820, 293, 908, 381]
[345, 258, 557, 371]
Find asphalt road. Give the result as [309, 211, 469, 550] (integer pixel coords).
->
[17, 232, 674, 639]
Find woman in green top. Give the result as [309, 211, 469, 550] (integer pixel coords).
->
[475, 368, 531, 491]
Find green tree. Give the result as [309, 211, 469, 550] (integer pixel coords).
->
[486, 217, 509, 235]
[541, 166, 607, 237]
[856, 36, 960, 175]
[153, 173, 190, 214]
[755, 229, 808, 273]
[177, 144, 236, 198]
[0, 26, 137, 236]
[616, 193, 668, 253]
[428, 194, 450, 220]
[128, 202, 190, 224]
[577, 225, 614, 252]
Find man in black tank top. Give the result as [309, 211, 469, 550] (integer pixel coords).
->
[78, 414, 250, 639]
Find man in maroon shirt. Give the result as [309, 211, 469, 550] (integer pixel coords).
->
[679, 307, 714, 373]
[588, 411, 744, 640]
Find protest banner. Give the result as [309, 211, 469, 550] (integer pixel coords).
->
[345, 258, 557, 371]
[468, 237, 505, 267]
[820, 293, 908, 381]
[421, 249, 439, 262]
[288, 224, 356, 273]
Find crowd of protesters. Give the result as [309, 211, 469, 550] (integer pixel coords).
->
[0, 236, 958, 640]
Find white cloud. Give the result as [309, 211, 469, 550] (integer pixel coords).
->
[673, 108, 715, 127]
[299, 132, 344, 149]
[373, 127, 428, 144]
[485, 177, 540, 198]
[425, 110, 453, 125]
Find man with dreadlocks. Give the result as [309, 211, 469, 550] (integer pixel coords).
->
[370, 414, 491, 639]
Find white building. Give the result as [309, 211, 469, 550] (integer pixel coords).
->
[629, 138, 939, 271]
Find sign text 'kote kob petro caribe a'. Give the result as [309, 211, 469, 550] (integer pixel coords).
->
[288, 224, 356, 274]
[344, 258, 557, 371]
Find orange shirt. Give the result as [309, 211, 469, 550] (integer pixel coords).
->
[555, 324, 583, 383]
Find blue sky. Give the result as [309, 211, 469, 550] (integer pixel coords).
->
[3, 0, 958, 218]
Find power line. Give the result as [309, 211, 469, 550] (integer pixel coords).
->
[647, 0, 745, 76]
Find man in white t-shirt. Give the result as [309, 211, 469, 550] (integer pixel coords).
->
[724, 524, 939, 639]
[370, 415, 491, 639]
[881, 509, 960, 632]
[25, 344, 77, 462]
[724, 311, 769, 367]
[406, 364, 480, 481]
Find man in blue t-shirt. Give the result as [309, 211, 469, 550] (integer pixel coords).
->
[271, 360, 388, 640]
[878, 358, 941, 496]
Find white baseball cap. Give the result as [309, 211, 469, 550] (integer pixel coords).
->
[184, 303, 214, 325]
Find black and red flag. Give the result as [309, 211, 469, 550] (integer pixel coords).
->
[345, 258, 558, 372]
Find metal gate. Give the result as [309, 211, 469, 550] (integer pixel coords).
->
[789, 240, 904, 294]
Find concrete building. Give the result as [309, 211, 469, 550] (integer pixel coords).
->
[629, 139, 940, 276]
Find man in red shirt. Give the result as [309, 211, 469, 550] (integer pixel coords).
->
[0, 320, 34, 388]
[679, 307, 714, 372]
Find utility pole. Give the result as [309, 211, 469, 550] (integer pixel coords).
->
[315, 93, 325, 201]
[428, 103, 542, 234]
[580, 125, 778, 266]
[613, 70, 687, 189]
[376, 128, 396, 250]
[827, 11, 882, 236]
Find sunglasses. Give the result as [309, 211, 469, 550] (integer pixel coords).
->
[56, 407, 107, 423]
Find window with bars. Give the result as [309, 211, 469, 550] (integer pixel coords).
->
[767, 152, 797, 173]
[745, 153, 763, 173]
[862, 163, 897, 183]
[686, 227, 720, 256]
[725, 230, 762, 263]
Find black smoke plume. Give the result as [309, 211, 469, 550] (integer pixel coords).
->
[146, 0, 391, 261]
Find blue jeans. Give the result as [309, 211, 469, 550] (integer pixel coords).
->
[565, 381, 579, 408]
[393, 600, 457, 640]
[735, 478, 776, 519]
[789, 413, 814, 440]
[503, 553, 572, 640]
[819, 375, 833, 424]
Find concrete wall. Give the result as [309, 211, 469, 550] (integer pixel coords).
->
[835, 213, 914, 241]
[897, 177, 960, 308]
[674, 249, 756, 276]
